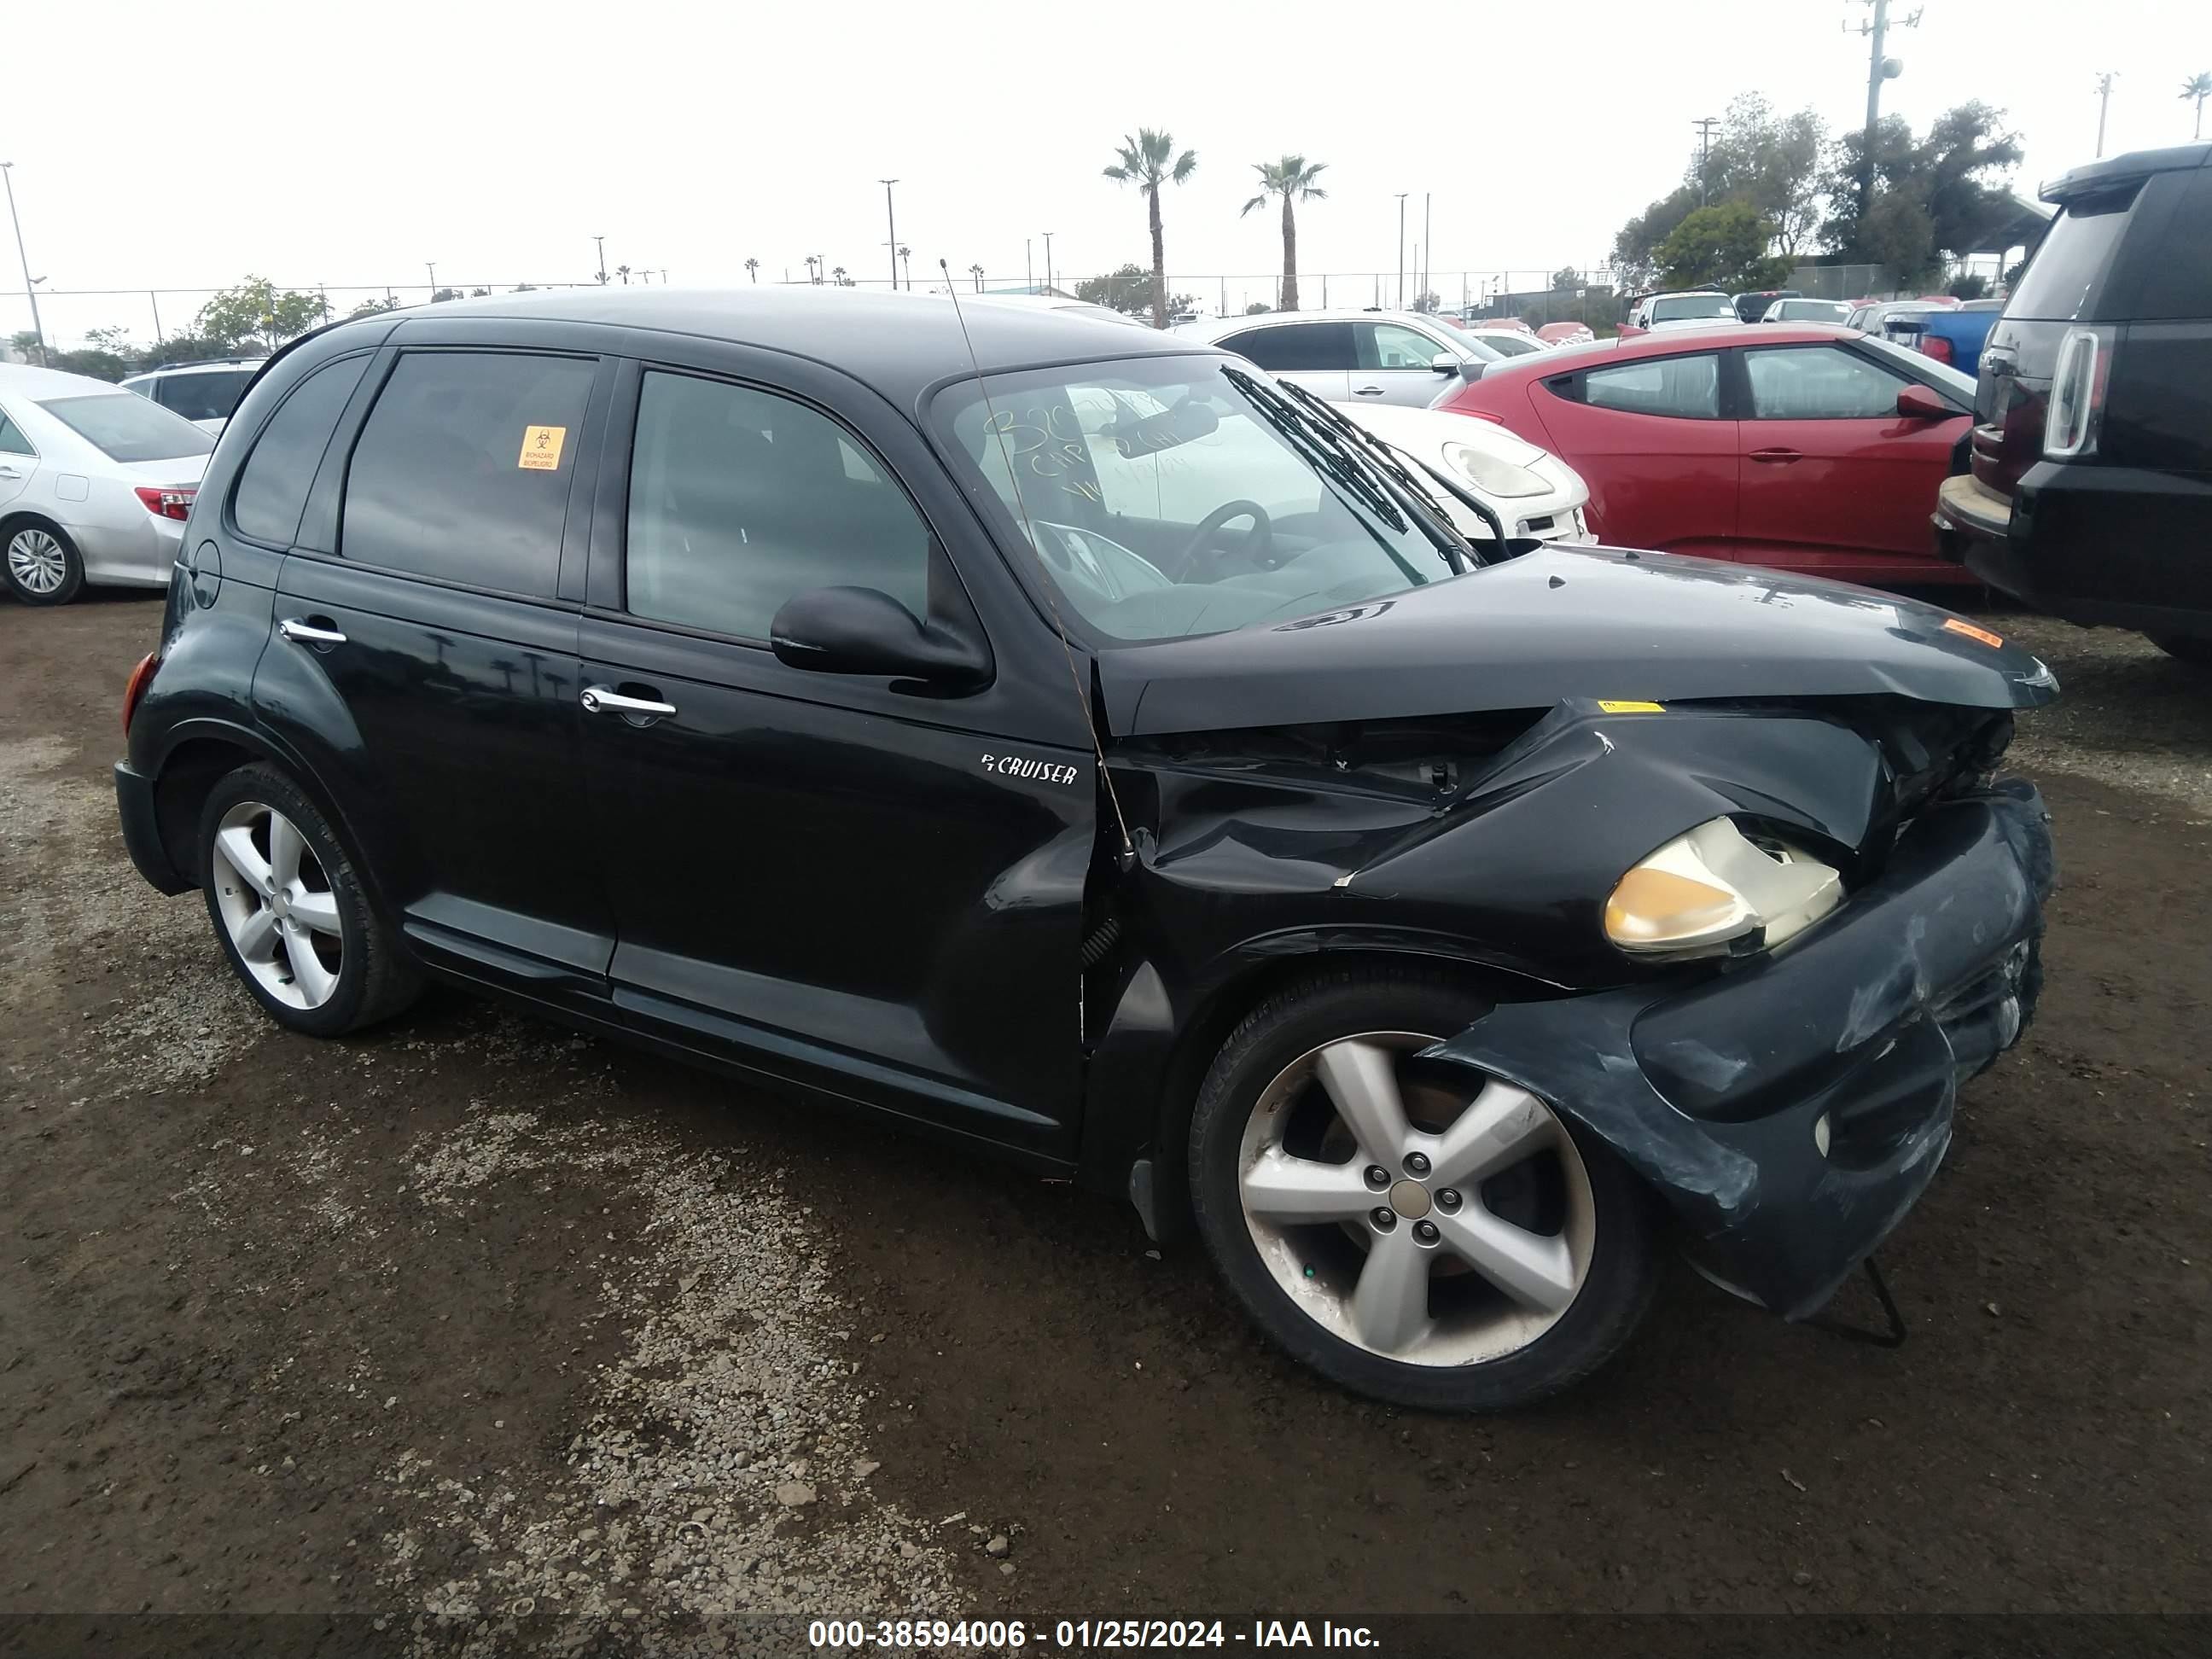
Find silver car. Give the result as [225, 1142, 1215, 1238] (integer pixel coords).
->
[0, 364, 213, 606]
[1174, 308, 1498, 407]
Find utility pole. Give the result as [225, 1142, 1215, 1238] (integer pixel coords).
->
[592, 235, 607, 284]
[1422, 192, 1431, 309]
[1041, 231, 1055, 296]
[1025, 238, 1033, 294]
[1394, 193, 1408, 310]
[2093, 71, 2118, 157]
[0, 164, 44, 366]
[426, 261, 438, 297]
[1847, 1, 1920, 233]
[880, 179, 899, 289]
[1692, 116, 1720, 205]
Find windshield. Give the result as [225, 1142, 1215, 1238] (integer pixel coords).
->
[1652, 295, 1737, 323]
[934, 355, 1469, 643]
[1857, 334, 1978, 400]
[38, 393, 214, 463]
[1479, 333, 1545, 357]
[1777, 300, 1851, 323]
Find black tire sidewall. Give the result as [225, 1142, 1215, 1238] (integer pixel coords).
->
[198, 765, 377, 1037]
[3, 521, 85, 607]
[1188, 970, 1658, 1412]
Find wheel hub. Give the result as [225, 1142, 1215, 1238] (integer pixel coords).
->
[1388, 1178, 1432, 1220]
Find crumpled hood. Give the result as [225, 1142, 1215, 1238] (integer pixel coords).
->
[1098, 546, 2058, 737]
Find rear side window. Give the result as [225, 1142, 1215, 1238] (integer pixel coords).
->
[625, 370, 932, 642]
[232, 357, 370, 545]
[2132, 169, 2212, 321]
[2007, 186, 2139, 321]
[0, 412, 32, 455]
[341, 352, 595, 597]
[157, 370, 258, 425]
[1221, 323, 1354, 372]
[1580, 353, 1721, 418]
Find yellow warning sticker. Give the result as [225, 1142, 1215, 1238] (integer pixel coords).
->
[1597, 699, 1664, 713]
[518, 425, 568, 470]
[1941, 616, 2005, 649]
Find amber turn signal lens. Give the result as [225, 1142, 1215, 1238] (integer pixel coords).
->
[1603, 866, 1743, 947]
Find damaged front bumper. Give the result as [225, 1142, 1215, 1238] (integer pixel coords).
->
[1428, 780, 2056, 1321]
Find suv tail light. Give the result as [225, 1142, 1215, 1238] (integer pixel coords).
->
[122, 651, 159, 735]
[133, 485, 197, 521]
[1919, 335, 1954, 365]
[2045, 327, 2113, 459]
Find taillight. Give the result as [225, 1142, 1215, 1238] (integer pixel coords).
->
[133, 485, 196, 521]
[2045, 327, 2112, 459]
[122, 652, 158, 736]
[1920, 335, 1954, 365]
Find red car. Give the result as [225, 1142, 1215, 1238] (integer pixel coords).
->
[1435, 323, 1978, 587]
[1536, 321, 1594, 346]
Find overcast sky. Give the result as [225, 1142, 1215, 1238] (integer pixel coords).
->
[4, 0, 2204, 344]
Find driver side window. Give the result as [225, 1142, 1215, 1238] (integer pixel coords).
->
[1359, 323, 1446, 370]
[625, 370, 933, 642]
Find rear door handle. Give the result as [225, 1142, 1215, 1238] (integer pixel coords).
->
[278, 617, 347, 645]
[0, 465, 22, 480]
[1353, 385, 1385, 396]
[580, 684, 677, 719]
[1748, 448, 1803, 463]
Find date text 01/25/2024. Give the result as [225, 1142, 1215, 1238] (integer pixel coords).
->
[807, 1619, 1380, 1650]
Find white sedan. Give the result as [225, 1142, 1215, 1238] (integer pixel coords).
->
[0, 364, 212, 605]
[1335, 400, 1595, 546]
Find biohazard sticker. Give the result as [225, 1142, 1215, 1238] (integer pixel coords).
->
[518, 426, 568, 470]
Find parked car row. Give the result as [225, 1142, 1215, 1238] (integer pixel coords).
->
[108, 284, 2059, 1414]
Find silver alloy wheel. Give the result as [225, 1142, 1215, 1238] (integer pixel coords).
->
[1237, 1032, 1596, 1366]
[209, 801, 343, 1010]
[7, 528, 67, 596]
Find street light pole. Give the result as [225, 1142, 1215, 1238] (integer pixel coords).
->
[426, 261, 438, 298]
[1041, 231, 1056, 297]
[880, 178, 899, 289]
[2093, 71, 2118, 157]
[1394, 193, 1408, 310]
[592, 235, 607, 284]
[3, 163, 47, 365]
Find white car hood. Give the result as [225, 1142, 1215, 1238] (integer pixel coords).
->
[1334, 401, 1590, 538]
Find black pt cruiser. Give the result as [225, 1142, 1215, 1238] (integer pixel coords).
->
[114, 289, 2058, 1410]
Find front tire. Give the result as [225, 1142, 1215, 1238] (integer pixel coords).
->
[198, 765, 420, 1037]
[1189, 967, 1658, 1411]
[3, 521, 84, 606]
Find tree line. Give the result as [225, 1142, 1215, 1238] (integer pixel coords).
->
[1613, 95, 2033, 297]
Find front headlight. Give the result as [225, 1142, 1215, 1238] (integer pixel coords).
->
[1444, 441, 1550, 498]
[1604, 818, 1843, 960]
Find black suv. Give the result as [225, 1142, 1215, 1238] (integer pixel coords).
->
[117, 288, 2058, 1410]
[1936, 142, 2212, 661]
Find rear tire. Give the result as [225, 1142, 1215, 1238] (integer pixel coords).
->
[3, 520, 84, 606]
[2148, 632, 2212, 667]
[1188, 965, 1659, 1412]
[198, 764, 420, 1037]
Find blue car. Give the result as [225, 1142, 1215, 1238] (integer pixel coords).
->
[1884, 298, 2005, 377]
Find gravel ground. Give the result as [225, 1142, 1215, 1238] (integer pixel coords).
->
[1, 591, 2207, 1650]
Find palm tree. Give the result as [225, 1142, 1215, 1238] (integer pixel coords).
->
[968, 263, 984, 292]
[831, 265, 848, 287]
[898, 244, 913, 290]
[804, 255, 821, 285]
[2184, 73, 2212, 140]
[744, 258, 760, 284]
[1103, 128, 1198, 328]
[615, 264, 632, 285]
[1240, 155, 1329, 312]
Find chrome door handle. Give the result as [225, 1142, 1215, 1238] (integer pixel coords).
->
[1353, 385, 1385, 396]
[278, 617, 347, 645]
[580, 684, 677, 719]
[0, 465, 21, 479]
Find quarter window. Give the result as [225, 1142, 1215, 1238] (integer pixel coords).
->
[232, 356, 370, 545]
[1220, 323, 1354, 373]
[1580, 353, 1721, 419]
[1744, 346, 1909, 420]
[0, 411, 32, 456]
[341, 351, 595, 597]
[624, 370, 932, 642]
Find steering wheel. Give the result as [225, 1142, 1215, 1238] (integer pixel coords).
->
[1175, 499, 1274, 579]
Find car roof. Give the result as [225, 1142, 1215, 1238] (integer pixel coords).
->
[2043, 139, 2210, 201]
[0, 362, 142, 399]
[1470, 321, 1863, 378]
[1175, 307, 1452, 341]
[132, 358, 267, 375]
[318, 287, 1213, 405]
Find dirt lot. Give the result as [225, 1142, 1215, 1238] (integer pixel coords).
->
[2, 591, 2208, 1639]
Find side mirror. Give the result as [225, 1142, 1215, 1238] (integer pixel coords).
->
[1430, 352, 1459, 375]
[1895, 383, 1952, 421]
[770, 585, 990, 689]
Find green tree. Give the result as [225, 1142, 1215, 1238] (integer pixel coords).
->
[1239, 154, 1327, 311]
[1074, 262, 1158, 317]
[195, 276, 323, 352]
[1655, 203, 1794, 292]
[1103, 128, 1197, 329]
[1243, 301, 1272, 315]
[1947, 272, 1989, 301]
[347, 297, 400, 319]
[1612, 185, 1700, 291]
[2182, 73, 2211, 142]
[1822, 103, 2023, 281]
[1701, 94, 1828, 256]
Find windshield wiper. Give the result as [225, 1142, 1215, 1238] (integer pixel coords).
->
[1223, 366, 1410, 533]
[1273, 375, 1512, 559]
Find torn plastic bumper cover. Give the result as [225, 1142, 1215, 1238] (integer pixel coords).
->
[1426, 780, 2056, 1321]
